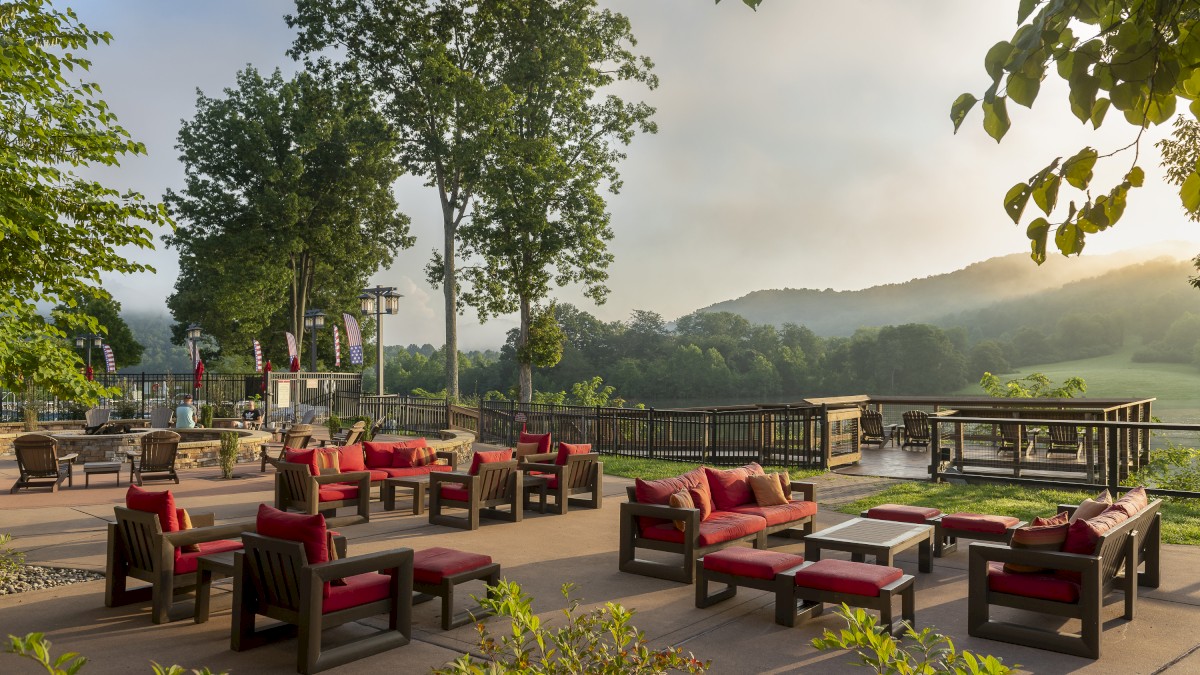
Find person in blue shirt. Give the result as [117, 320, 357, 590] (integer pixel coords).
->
[176, 395, 199, 429]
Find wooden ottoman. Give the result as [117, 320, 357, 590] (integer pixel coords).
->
[413, 547, 501, 630]
[696, 548, 915, 634]
[862, 505, 1025, 557]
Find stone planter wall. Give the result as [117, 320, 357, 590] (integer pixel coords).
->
[0, 428, 270, 469]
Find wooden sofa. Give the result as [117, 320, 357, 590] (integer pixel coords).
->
[968, 494, 1162, 659]
[619, 464, 817, 583]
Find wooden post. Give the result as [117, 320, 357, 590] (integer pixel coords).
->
[820, 405, 831, 470]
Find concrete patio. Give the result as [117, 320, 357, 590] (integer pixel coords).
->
[1, 446, 1199, 674]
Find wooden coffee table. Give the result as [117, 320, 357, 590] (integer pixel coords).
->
[804, 518, 934, 573]
[382, 476, 430, 515]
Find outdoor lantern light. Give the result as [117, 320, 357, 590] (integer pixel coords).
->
[74, 333, 104, 370]
[304, 309, 326, 371]
[359, 292, 373, 315]
[383, 289, 401, 315]
[360, 285, 403, 394]
[186, 323, 202, 341]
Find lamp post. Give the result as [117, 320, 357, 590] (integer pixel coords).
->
[303, 309, 326, 371]
[359, 286, 401, 395]
[185, 323, 202, 367]
[74, 333, 103, 373]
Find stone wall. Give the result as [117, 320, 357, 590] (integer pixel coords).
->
[427, 429, 476, 467]
[0, 428, 270, 469]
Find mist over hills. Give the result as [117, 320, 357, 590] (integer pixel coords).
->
[698, 245, 1196, 337]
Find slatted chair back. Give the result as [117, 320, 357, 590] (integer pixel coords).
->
[860, 410, 884, 440]
[112, 506, 167, 574]
[997, 422, 1024, 453]
[1094, 500, 1162, 591]
[563, 454, 599, 490]
[275, 462, 315, 505]
[86, 407, 112, 428]
[241, 532, 307, 613]
[1048, 424, 1077, 445]
[300, 409, 317, 425]
[282, 424, 313, 450]
[149, 407, 174, 428]
[15, 434, 62, 478]
[341, 421, 366, 446]
[902, 410, 930, 444]
[140, 431, 181, 471]
[476, 461, 517, 501]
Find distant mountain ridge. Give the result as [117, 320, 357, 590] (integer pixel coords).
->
[699, 246, 1194, 337]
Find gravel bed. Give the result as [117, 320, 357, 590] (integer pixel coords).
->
[1, 565, 103, 595]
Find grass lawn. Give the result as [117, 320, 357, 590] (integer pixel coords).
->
[599, 454, 824, 482]
[841, 482, 1200, 546]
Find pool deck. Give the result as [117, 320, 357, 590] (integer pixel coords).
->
[2, 438, 1199, 674]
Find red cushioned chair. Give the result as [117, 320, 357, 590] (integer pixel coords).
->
[232, 508, 413, 674]
[105, 489, 253, 624]
[429, 451, 522, 530]
[968, 499, 1162, 659]
[274, 457, 371, 523]
[519, 442, 603, 515]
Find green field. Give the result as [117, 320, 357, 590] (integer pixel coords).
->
[955, 344, 1200, 423]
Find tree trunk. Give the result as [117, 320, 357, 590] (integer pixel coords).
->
[518, 295, 532, 403]
[443, 210, 460, 402]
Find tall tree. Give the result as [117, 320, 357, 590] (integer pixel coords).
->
[289, 0, 509, 400]
[164, 67, 412, 367]
[459, 0, 657, 402]
[0, 0, 169, 403]
[54, 293, 144, 369]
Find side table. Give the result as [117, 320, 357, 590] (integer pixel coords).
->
[382, 476, 430, 515]
[83, 461, 122, 488]
[194, 550, 238, 623]
[522, 474, 549, 513]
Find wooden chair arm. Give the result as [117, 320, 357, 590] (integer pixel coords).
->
[164, 519, 256, 548]
[309, 549, 413, 581]
[429, 471, 473, 489]
[59, 453, 79, 463]
[967, 541, 1100, 573]
[435, 451, 459, 469]
[520, 452, 556, 465]
[620, 500, 697, 521]
[520, 461, 562, 475]
[790, 481, 816, 503]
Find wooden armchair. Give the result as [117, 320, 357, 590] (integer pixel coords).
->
[149, 407, 174, 428]
[274, 461, 371, 522]
[520, 451, 603, 515]
[429, 454, 522, 530]
[1044, 424, 1084, 459]
[860, 410, 886, 447]
[967, 499, 1162, 659]
[131, 430, 181, 485]
[261, 424, 314, 472]
[997, 422, 1035, 457]
[10, 434, 78, 493]
[232, 531, 412, 674]
[105, 506, 253, 624]
[900, 410, 930, 450]
[318, 421, 365, 448]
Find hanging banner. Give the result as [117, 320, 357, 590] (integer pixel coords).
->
[285, 332, 298, 361]
[333, 325, 342, 367]
[343, 313, 363, 365]
[252, 339, 263, 372]
[102, 344, 116, 373]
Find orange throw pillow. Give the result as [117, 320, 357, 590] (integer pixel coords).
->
[776, 471, 792, 499]
[177, 508, 200, 553]
[668, 490, 696, 531]
[749, 474, 789, 506]
[514, 441, 542, 459]
[1003, 511, 1069, 573]
[1069, 490, 1112, 523]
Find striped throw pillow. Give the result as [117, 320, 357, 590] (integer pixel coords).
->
[1003, 511, 1070, 574]
[669, 489, 696, 532]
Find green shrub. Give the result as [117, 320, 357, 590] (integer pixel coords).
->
[1130, 441, 1200, 494]
[218, 432, 239, 479]
[5, 633, 224, 675]
[326, 413, 342, 438]
[343, 415, 374, 442]
[812, 605, 1014, 675]
[0, 534, 24, 583]
[198, 404, 214, 428]
[435, 581, 708, 674]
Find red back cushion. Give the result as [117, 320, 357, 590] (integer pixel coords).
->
[284, 448, 320, 476]
[633, 467, 707, 531]
[469, 449, 513, 475]
[336, 443, 366, 472]
[126, 485, 180, 533]
[704, 463, 765, 511]
[1108, 486, 1149, 518]
[363, 441, 395, 469]
[555, 442, 591, 465]
[256, 504, 328, 566]
[518, 431, 552, 455]
[392, 439, 435, 468]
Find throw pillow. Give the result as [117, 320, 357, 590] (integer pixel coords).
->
[392, 439, 435, 468]
[1062, 506, 1131, 556]
[633, 467, 707, 531]
[776, 471, 792, 499]
[556, 442, 591, 465]
[326, 530, 347, 586]
[514, 441, 542, 459]
[668, 490, 696, 531]
[748, 473, 789, 506]
[316, 448, 341, 475]
[518, 431, 552, 455]
[126, 485, 180, 533]
[1069, 490, 1113, 523]
[284, 448, 320, 476]
[1108, 486, 1149, 518]
[176, 508, 200, 553]
[689, 484, 714, 521]
[704, 463, 765, 511]
[1002, 511, 1069, 573]
[335, 443, 366, 472]
[362, 441, 396, 469]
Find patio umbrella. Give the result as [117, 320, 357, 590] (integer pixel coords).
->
[85, 365, 93, 382]
[289, 355, 300, 373]
[193, 358, 204, 390]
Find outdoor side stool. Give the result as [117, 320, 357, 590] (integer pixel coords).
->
[695, 547, 806, 626]
[860, 504, 942, 524]
[412, 547, 501, 630]
[933, 513, 1025, 557]
[786, 559, 915, 636]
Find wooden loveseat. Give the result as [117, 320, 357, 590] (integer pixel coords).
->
[620, 463, 817, 583]
[275, 442, 457, 505]
[968, 487, 1162, 659]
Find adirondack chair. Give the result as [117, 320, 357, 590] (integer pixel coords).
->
[10, 434, 78, 493]
[860, 410, 886, 447]
[260, 424, 314, 472]
[519, 443, 603, 515]
[231, 508, 412, 674]
[149, 407, 174, 429]
[1044, 424, 1084, 459]
[318, 421, 366, 448]
[84, 407, 112, 434]
[429, 450, 522, 530]
[900, 410, 930, 450]
[131, 430, 181, 485]
[997, 423, 1035, 457]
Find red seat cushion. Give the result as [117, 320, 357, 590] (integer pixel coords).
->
[987, 561, 1080, 603]
[725, 500, 818, 527]
[640, 511, 766, 547]
[126, 485, 180, 533]
[702, 547, 804, 580]
[363, 442, 396, 469]
[413, 547, 493, 584]
[381, 465, 452, 478]
[519, 431, 552, 455]
[175, 539, 243, 575]
[366, 469, 390, 482]
[439, 483, 471, 502]
[318, 484, 359, 503]
[336, 443, 366, 472]
[866, 504, 941, 524]
[469, 449, 513, 475]
[284, 448, 320, 476]
[940, 513, 1020, 534]
[634, 467, 708, 531]
[792, 559, 903, 598]
[704, 463, 765, 511]
[322, 572, 393, 614]
[555, 442, 591, 466]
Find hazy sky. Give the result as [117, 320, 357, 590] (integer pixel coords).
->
[71, 0, 1197, 350]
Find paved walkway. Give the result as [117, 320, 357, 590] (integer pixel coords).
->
[2, 448, 1199, 674]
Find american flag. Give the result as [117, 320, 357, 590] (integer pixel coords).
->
[333, 325, 341, 367]
[285, 332, 298, 361]
[252, 339, 263, 372]
[102, 344, 116, 373]
[343, 313, 363, 365]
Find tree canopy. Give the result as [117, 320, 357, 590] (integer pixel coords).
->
[0, 0, 169, 401]
[54, 293, 144, 369]
[164, 67, 412, 368]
